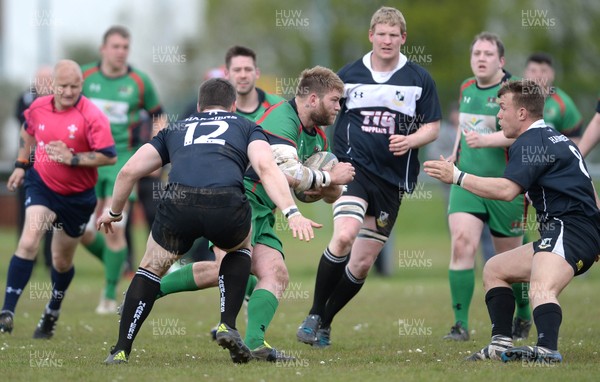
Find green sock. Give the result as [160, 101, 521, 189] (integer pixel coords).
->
[448, 269, 475, 330]
[157, 263, 198, 298]
[512, 282, 531, 320]
[84, 233, 106, 261]
[244, 275, 257, 300]
[244, 288, 278, 350]
[104, 247, 127, 300]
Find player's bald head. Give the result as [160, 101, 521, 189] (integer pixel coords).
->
[53, 60, 83, 81]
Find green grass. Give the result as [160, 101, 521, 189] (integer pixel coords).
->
[1, 188, 600, 381]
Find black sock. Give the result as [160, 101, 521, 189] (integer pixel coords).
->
[533, 303, 562, 350]
[218, 248, 251, 329]
[114, 268, 161, 354]
[485, 287, 515, 338]
[321, 266, 364, 328]
[47, 266, 75, 311]
[309, 248, 348, 316]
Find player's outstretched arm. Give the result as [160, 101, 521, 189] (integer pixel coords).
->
[465, 130, 515, 148]
[579, 112, 600, 158]
[424, 156, 521, 201]
[97, 143, 163, 233]
[249, 140, 322, 241]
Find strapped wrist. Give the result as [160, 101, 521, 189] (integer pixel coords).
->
[108, 208, 122, 218]
[321, 171, 331, 187]
[282, 205, 300, 220]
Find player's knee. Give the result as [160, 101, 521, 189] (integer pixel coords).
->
[333, 229, 357, 253]
[349, 259, 371, 278]
[16, 236, 41, 258]
[451, 232, 478, 259]
[52, 258, 73, 273]
[273, 262, 289, 287]
[481, 263, 496, 290]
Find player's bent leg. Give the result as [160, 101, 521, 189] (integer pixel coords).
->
[521, 251, 572, 357]
[245, 244, 294, 361]
[492, 234, 531, 340]
[106, 234, 178, 364]
[315, 217, 383, 348]
[471, 245, 534, 358]
[482, 243, 534, 291]
[445, 213, 484, 341]
[298, 199, 365, 346]
[33, 229, 79, 340]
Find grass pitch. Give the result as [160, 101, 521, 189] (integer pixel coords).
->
[1, 187, 600, 381]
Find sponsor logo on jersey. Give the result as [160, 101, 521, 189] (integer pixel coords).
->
[38, 124, 45, 131]
[353, 91, 364, 98]
[462, 96, 471, 103]
[360, 110, 396, 134]
[89, 98, 130, 124]
[486, 96, 499, 109]
[459, 113, 496, 135]
[118, 86, 134, 97]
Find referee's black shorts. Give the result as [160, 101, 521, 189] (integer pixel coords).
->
[534, 213, 600, 276]
[152, 185, 251, 255]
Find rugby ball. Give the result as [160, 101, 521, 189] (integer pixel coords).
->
[294, 151, 339, 203]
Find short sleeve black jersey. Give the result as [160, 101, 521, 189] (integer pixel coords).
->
[333, 52, 441, 191]
[150, 110, 268, 190]
[503, 120, 600, 221]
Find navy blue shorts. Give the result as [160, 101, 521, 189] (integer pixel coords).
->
[24, 168, 96, 238]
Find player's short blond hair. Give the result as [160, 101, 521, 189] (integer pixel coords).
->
[296, 66, 344, 98]
[370, 6, 406, 34]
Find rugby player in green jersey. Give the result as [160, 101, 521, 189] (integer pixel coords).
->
[80, 26, 167, 314]
[156, 66, 354, 362]
[524, 52, 583, 143]
[444, 32, 528, 342]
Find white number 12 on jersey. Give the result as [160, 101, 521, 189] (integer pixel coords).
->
[183, 121, 229, 146]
